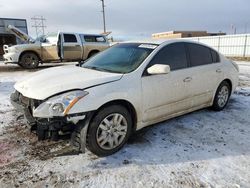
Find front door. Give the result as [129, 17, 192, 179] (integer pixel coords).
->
[41, 39, 59, 61]
[141, 42, 192, 124]
[58, 33, 82, 61]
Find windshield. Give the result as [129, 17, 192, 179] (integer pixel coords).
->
[82, 43, 157, 74]
[35, 33, 58, 43]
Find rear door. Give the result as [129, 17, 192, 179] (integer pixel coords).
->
[57, 33, 83, 61]
[185, 43, 223, 108]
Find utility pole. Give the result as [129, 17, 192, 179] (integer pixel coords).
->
[31, 16, 46, 37]
[100, 0, 106, 33]
[231, 24, 236, 35]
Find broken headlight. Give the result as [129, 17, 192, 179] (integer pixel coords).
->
[33, 90, 89, 117]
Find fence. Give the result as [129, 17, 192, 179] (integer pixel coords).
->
[187, 34, 250, 58]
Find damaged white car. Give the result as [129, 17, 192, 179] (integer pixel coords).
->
[11, 40, 239, 156]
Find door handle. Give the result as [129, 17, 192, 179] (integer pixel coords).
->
[216, 69, 222, 73]
[183, 77, 192, 82]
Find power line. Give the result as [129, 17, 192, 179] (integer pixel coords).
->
[31, 16, 46, 37]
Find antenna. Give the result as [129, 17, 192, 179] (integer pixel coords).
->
[31, 16, 46, 37]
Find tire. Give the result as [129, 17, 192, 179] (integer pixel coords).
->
[86, 105, 132, 156]
[19, 52, 40, 69]
[212, 81, 231, 111]
[87, 51, 99, 58]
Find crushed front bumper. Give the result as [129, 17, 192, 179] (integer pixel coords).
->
[10, 90, 93, 152]
[3, 52, 19, 64]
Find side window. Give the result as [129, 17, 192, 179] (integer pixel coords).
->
[187, 43, 213, 66]
[211, 49, 220, 63]
[149, 43, 188, 71]
[96, 36, 106, 42]
[84, 36, 96, 42]
[63, 34, 77, 43]
[84, 35, 106, 43]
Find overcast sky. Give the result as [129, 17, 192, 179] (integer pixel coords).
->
[0, 0, 250, 39]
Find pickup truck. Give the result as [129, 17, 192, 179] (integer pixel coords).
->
[3, 25, 110, 69]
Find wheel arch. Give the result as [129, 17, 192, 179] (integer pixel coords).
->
[19, 50, 41, 62]
[213, 78, 233, 103]
[92, 99, 138, 133]
[222, 78, 232, 95]
[87, 50, 100, 58]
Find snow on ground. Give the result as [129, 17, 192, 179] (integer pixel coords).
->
[0, 61, 250, 187]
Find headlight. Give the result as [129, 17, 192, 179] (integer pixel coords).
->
[33, 90, 89, 117]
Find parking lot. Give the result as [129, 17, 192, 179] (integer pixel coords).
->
[0, 61, 250, 187]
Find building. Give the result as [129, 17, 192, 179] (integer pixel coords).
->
[0, 18, 28, 59]
[152, 30, 226, 39]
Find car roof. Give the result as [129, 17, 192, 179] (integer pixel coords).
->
[123, 38, 213, 48]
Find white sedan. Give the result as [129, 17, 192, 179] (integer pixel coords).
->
[11, 39, 239, 156]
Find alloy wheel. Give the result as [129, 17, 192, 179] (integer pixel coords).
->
[96, 113, 128, 150]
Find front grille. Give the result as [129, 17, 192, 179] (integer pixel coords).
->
[12, 90, 43, 109]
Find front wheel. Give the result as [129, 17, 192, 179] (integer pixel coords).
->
[212, 81, 231, 111]
[86, 105, 132, 156]
[19, 52, 40, 69]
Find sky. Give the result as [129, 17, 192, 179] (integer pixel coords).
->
[0, 0, 250, 39]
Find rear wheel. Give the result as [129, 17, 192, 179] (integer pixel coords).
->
[19, 52, 40, 69]
[212, 81, 231, 111]
[87, 51, 99, 58]
[86, 105, 132, 156]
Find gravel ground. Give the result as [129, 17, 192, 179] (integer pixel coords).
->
[0, 61, 250, 188]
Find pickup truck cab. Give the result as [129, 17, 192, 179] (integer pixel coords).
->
[3, 25, 110, 69]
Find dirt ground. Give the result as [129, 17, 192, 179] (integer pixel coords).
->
[0, 61, 250, 188]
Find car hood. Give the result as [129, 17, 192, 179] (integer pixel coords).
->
[14, 65, 123, 100]
[7, 25, 34, 43]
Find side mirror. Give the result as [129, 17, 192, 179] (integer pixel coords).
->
[147, 64, 170, 75]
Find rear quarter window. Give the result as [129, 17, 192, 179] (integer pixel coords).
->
[84, 35, 106, 43]
[211, 49, 220, 63]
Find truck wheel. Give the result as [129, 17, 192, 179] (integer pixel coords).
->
[88, 51, 99, 58]
[86, 105, 132, 156]
[19, 52, 40, 69]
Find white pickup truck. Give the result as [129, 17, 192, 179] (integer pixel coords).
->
[3, 25, 110, 69]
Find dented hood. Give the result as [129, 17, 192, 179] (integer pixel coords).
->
[14, 65, 123, 100]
